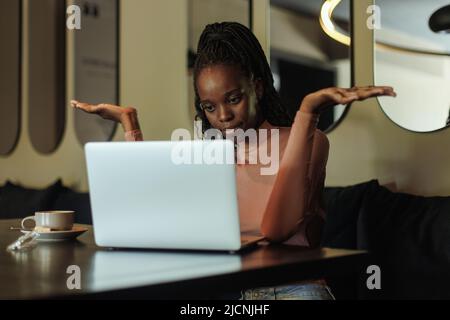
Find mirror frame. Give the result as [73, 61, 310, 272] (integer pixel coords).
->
[250, 0, 355, 134]
[373, 0, 450, 134]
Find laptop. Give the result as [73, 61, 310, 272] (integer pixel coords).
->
[84, 139, 265, 252]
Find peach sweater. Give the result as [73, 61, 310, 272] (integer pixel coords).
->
[124, 110, 329, 247]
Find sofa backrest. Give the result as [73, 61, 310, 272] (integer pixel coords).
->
[0, 180, 92, 224]
[322, 180, 450, 299]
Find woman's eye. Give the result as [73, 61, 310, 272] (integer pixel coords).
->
[228, 95, 242, 104]
[202, 105, 215, 112]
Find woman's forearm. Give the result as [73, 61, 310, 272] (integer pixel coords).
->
[120, 109, 141, 132]
[121, 109, 144, 141]
[260, 110, 328, 243]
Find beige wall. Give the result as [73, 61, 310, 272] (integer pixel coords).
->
[0, 0, 84, 191]
[2, 0, 450, 197]
[270, 6, 327, 61]
[189, 0, 249, 50]
[116, 0, 190, 142]
[0, 0, 189, 192]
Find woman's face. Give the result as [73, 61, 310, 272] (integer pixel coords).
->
[196, 64, 263, 134]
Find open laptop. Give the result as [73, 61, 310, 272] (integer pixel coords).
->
[84, 139, 265, 252]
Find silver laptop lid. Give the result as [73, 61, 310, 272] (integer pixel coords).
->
[85, 140, 241, 251]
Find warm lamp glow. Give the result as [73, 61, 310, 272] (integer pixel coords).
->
[319, 0, 450, 56]
[319, 0, 351, 46]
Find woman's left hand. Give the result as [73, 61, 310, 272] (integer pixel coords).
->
[300, 85, 396, 115]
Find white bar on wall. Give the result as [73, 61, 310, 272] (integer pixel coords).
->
[252, 0, 270, 62]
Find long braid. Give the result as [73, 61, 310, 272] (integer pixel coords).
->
[193, 22, 293, 133]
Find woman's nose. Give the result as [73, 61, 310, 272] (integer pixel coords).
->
[218, 105, 234, 122]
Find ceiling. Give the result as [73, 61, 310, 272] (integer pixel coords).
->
[271, 0, 450, 52]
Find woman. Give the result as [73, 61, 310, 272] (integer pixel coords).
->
[71, 22, 396, 300]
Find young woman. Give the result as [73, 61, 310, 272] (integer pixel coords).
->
[71, 22, 396, 300]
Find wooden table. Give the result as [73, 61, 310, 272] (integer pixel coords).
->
[0, 219, 368, 299]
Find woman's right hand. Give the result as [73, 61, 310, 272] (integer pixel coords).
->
[71, 100, 141, 132]
[300, 86, 396, 115]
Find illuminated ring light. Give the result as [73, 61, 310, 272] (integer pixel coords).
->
[319, 0, 450, 57]
[319, 0, 351, 46]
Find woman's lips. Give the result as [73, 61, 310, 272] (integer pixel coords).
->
[222, 123, 243, 132]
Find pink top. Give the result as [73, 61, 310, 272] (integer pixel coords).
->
[124, 110, 329, 247]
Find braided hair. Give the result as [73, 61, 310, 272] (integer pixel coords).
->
[193, 22, 293, 134]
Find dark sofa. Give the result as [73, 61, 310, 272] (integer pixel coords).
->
[322, 180, 450, 299]
[0, 180, 92, 224]
[1, 179, 449, 299]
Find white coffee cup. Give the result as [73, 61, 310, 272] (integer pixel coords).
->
[21, 211, 74, 231]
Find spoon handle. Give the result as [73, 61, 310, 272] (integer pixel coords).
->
[6, 230, 40, 252]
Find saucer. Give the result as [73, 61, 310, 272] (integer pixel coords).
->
[20, 226, 88, 242]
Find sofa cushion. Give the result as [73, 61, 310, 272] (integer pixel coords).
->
[0, 180, 63, 219]
[357, 185, 450, 299]
[321, 179, 380, 249]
